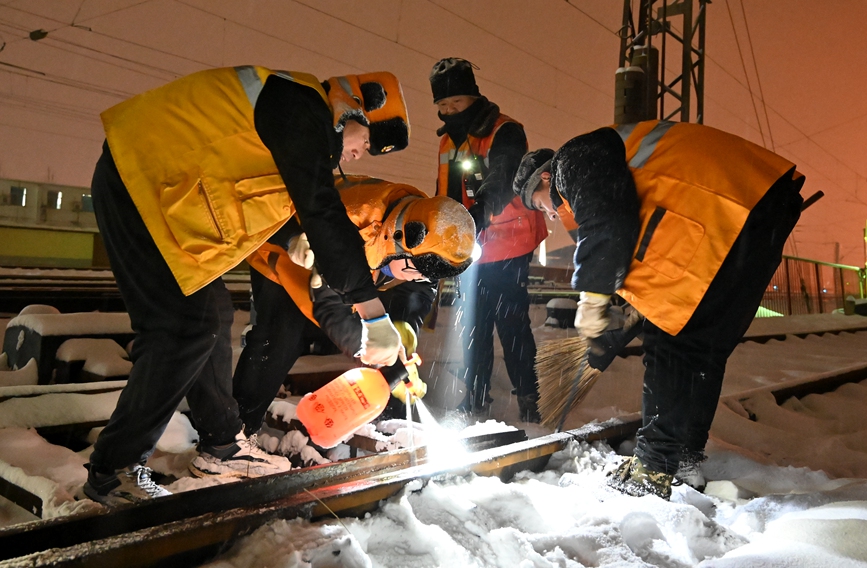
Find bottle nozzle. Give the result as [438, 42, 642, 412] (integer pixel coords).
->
[381, 353, 422, 390]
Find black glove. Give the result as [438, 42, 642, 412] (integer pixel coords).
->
[467, 202, 489, 235]
[587, 310, 644, 371]
[587, 332, 623, 371]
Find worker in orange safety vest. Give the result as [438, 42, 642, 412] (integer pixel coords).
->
[514, 121, 804, 499]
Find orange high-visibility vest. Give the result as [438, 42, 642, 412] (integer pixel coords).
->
[246, 179, 428, 323]
[614, 121, 799, 335]
[102, 66, 328, 295]
[437, 114, 547, 264]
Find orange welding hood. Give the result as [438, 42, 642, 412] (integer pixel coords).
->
[366, 194, 476, 281]
[324, 71, 410, 155]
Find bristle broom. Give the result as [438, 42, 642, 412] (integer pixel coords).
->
[535, 336, 602, 429]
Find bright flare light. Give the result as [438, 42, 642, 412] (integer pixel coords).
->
[471, 242, 482, 262]
[414, 400, 470, 468]
[461, 159, 473, 171]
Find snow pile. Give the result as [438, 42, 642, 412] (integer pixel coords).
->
[713, 501, 867, 567]
[0, 389, 122, 429]
[146, 412, 202, 480]
[16, 305, 61, 316]
[0, 357, 38, 387]
[1, 337, 132, 387]
[0, 428, 100, 519]
[56, 338, 132, 378]
[199, 440, 867, 568]
[268, 399, 298, 425]
[713, 383, 867, 479]
[6, 312, 132, 336]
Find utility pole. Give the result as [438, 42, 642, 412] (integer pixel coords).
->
[614, 0, 708, 125]
[863, 220, 867, 267]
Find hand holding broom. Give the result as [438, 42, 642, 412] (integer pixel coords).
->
[536, 306, 644, 430]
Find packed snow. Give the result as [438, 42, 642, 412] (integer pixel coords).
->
[2, 307, 867, 566]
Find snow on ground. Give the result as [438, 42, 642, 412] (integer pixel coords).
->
[55, 338, 132, 378]
[200, 438, 867, 568]
[3, 307, 867, 566]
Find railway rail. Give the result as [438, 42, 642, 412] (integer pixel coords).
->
[0, 419, 637, 568]
[2, 358, 866, 568]
[3, 267, 867, 566]
[0, 267, 578, 315]
[0, 268, 254, 313]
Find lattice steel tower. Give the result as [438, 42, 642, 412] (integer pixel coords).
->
[615, 0, 708, 124]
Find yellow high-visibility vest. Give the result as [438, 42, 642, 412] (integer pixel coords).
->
[102, 65, 329, 295]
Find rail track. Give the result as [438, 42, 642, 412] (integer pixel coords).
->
[0, 266, 579, 315]
[0, 268, 254, 314]
[3, 267, 867, 566]
[2, 356, 866, 568]
[0, 419, 637, 568]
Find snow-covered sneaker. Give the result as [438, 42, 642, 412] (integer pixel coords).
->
[83, 464, 172, 506]
[190, 432, 291, 478]
[607, 456, 673, 500]
[674, 452, 707, 492]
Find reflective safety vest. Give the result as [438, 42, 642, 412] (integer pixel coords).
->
[102, 65, 329, 296]
[437, 114, 547, 264]
[247, 178, 429, 323]
[614, 120, 799, 335]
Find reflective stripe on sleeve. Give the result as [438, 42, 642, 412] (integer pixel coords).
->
[235, 65, 264, 107]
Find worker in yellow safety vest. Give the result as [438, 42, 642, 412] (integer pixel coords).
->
[84, 66, 410, 505]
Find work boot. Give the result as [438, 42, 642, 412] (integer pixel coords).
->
[455, 390, 475, 413]
[674, 451, 707, 492]
[607, 456, 673, 500]
[516, 394, 541, 423]
[456, 389, 493, 415]
[83, 463, 172, 506]
[473, 384, 494, 413]
[190, 431, 291, 478]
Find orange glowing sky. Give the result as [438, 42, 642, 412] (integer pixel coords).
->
[0, 1, 864, 264]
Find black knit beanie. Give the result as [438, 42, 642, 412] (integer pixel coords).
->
[429, 58, 481, 103]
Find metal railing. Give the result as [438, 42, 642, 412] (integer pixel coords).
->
[761, 255, 866, 316]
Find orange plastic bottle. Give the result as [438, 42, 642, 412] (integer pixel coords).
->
[296, 358, 417, 448]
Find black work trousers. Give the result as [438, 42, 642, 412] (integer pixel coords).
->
[457, 252, 539, 406]
[635, 174, 803, 474]
[232, 269, 308, 435]
[88, 143, 242, 472]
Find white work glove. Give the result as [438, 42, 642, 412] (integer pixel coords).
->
[287, 233, 315, 269]
[574, 292, 612, 339]
[356, 315, 403, 367]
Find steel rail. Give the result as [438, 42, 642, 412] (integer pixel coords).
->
[0, 418, 640, 568]
[2, 358, 867, 566]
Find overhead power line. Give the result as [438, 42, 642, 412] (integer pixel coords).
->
[0, 0, 863, 212]
[738, 0, 775, 152]
[724, 0, 767, 147]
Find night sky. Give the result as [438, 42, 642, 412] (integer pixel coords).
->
[0, 0, 864, 264]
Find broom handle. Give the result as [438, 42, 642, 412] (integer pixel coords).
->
[555, 308, 644, 432]
[588, 308, 645, 372]
[555, 352, 588, 433]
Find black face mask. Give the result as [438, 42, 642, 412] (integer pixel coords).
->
[437, 98, 485, 143]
